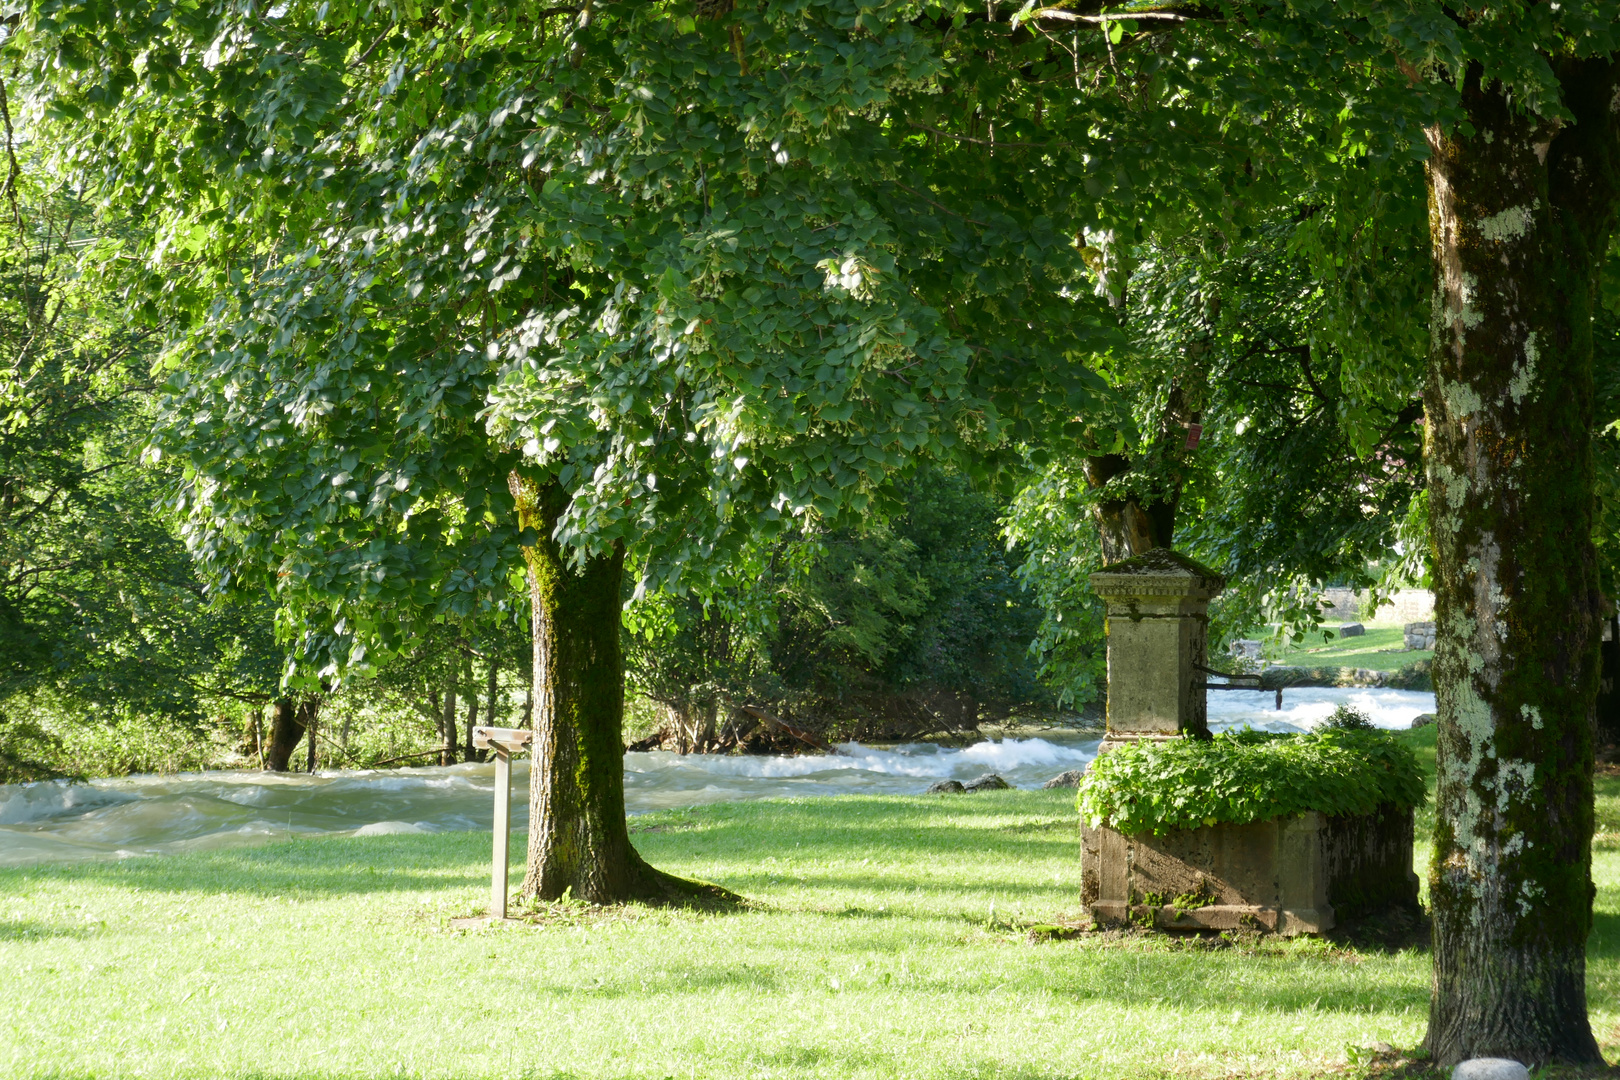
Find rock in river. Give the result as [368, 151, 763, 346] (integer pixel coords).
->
[1042, 769, 1087, 789]
[926, 779, 966, 794]
[963, 773, 1010, 792]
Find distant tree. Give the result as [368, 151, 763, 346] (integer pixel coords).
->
[0, 142, 281, 780]
[628, 472, 1045, 744]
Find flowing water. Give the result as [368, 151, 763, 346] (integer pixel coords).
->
[0, 686, 1433, 867]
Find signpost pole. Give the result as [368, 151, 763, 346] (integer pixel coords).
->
[473, 725, 533, 922]
[492, 745, 511, 919]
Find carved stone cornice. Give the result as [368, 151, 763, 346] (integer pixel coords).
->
[1089, 547, 1225, 603]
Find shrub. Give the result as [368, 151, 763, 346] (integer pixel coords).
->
[1324, 703, 1374, 730]
[1077, 728, 1426, 834]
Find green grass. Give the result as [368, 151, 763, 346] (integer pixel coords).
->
[3, 733, 1619, 1080]
[1264, 625, 1432, 673]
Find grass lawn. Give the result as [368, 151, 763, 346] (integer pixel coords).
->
[4, 729, 1619, 1080]
[1263, 625, 1433, 673]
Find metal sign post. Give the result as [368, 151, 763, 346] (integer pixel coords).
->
[471, 726, 534, 920]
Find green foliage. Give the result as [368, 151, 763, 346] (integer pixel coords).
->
[1078, 728, 1427, 835]
[17, 0, 1125, 683]
[626, 472, 1046, 737]
[767, 472, 1046, 733]
[1325, 704, 1375, 732]
[1002, 459, 1107, 709]
[0, 157, 282, 752]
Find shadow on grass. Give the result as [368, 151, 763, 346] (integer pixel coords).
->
[0, 919, 102, 942]
[0, 831, 493, 899]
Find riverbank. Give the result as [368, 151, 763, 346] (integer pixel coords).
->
[6, 731, 1620, 1079]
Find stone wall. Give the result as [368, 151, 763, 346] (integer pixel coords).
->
[1081, 803, 1418, 935]
[1313, 588, 1434, 623]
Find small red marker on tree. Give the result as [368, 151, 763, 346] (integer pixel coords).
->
[1184, 423, 1203, 451]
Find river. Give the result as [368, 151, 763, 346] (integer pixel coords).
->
[0, 686, 1433, 866]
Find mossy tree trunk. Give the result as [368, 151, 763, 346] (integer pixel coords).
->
[511, 474, 723, 905]
[1421, 62, 1618, 1066]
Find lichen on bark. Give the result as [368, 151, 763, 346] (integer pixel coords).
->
[1421, 62, 1618, 1066]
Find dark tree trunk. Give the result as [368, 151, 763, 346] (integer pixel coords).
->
[263, 696, 322, 772]
[240, 706, 264, 765]
[1421, 61, 1618, 1067]
[438, 684, 459, 766]
[476, 654, 499, 762]
[1084, 453, 1174, 563]
[464, 677, 481, 764]
[1084, 366, 1204, 565]
[305, 701, 317, 773]
[511, 474, 729, 905]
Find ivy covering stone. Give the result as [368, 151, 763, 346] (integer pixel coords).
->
[1077, 729, 1427, 836]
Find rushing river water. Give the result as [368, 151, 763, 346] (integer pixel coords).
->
[0, 686, 1433, 867]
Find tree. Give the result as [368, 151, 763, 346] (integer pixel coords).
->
[0, 128, 282, 780]
[17, 0, 1114, 903]
[627, 470, 1047, 743]
[989, 7, 1619, 1060]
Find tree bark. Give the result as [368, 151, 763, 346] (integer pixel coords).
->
[464, 669, 481, 765]
[477, 653, 499, 762]
[511, 474, 731, 905]
[438, 683, 459, 766]
[1084, 453, 1173, 563]
[1084, 357, 1206, 565]
[1421, 61, 1618, 1067]
[305, 701, 317, 773]
[263, 696, 322, 772]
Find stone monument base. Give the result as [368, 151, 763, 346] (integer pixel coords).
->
[1081, 803, 1417, 936]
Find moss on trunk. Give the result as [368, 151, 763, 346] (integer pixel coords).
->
[1421, 62, 1619, 1066]
[511, 474, 737, 906]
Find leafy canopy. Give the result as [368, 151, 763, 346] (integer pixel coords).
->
[19, 0, 1619, 687]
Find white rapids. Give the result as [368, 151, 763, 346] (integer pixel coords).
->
[0, 686, 1433, 867]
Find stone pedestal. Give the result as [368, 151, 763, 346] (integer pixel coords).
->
[1079, 548, 1419, 934]
[1081, 804, 1418, 935]
[1088, 548, 1225, 748]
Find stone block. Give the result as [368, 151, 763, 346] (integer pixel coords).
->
[1378, 589, 1435, 623]
[1230, 639, 1263, 661]
[1404, 621, 1436, 651]
[1081, 803, 1417, 935]
[1338, 623, 1365, 638]
[1089, 549, 1224, 744]
[1452, 1061, 1529, 1080]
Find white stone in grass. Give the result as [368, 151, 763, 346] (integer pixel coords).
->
[1452, 1059, 1529, 1080]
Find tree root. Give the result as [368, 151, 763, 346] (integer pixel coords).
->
[625, 854, 746, 911]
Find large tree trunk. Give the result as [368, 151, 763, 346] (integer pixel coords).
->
[263, 696, 321, 772]
[511, 474, 730, 905]
[1084, 453, 1174, 563]
[1420, 62, 1618, 1066]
